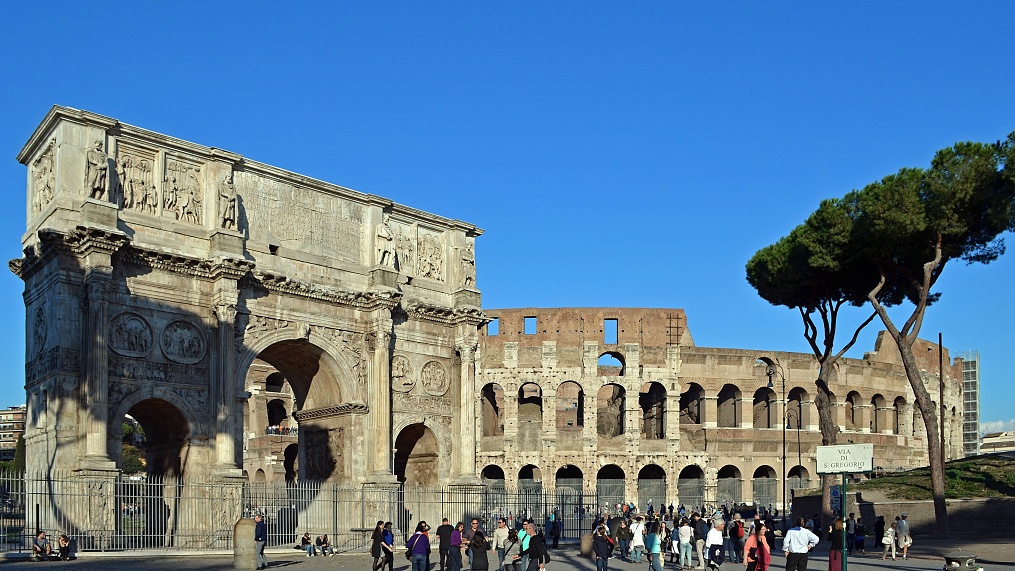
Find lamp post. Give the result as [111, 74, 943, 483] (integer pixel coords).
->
[766, 363, 786, 530]
[786, 408, 802, 500]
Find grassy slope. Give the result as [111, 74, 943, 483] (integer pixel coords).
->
[849, 455, 1015, 500]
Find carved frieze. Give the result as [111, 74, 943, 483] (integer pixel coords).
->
[163, 157, 202, 223]
[30, 139, 56, 215]
[417, 229, 445, 282]
[161, 320, 207, 364]
[420, 361, 449, 396]
[26, 347, 80, 381]
[392, 393, 453, 415]
[108, 312, 154, 358]
[115, 145, 158, 215]
[32, 307, 47, 358]
[108, 355, 209, 386]
[403, 300, 487, 326]
[391, 355, 415, 393]
[233, 171, 363, 261]
[393, 222, 416, 275]
[293, 402, 368, 422]
[243, 271, 402, 309]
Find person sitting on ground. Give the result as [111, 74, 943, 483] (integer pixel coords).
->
[317, 533, 334, 556]
[301, 531, 317, 556]
[58, 534, 71, 561]
[33, 530, 53, 561]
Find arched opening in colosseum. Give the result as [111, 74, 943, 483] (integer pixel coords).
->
[518, 383, 543, 448]
[394, 423, 439, 487]
[717, 465, 742, 504]
[717, 384, 740, 427]
[752, 465, 778, 508]
[556, 381, 585, 429]
[871, 394, 887, 433]
[845, 391, 861, 430]
[597, 352, 625, 376]
[254, 468, 266, 483]
[893, 397, 906, 434]
[247, 339, 348, 482]
[556, 465, 583, 490]
[597, 465, 625, 508]
[482, 465, 506, 490]
[753, 387, 775, 429]
[677, 466, 704, 509]
[639, 382, 666, 439]
[283, 443, 298, 481]
[481, 383, 505, 436]
[787, 465, 810, 493]
[266, 399, 288, 428]
[519, 464, 542, 491]
[679, 383, 704, 424]
[637, 464, 666, 508]
[787, 387, 807, 429]
[597, 384, 626, 437]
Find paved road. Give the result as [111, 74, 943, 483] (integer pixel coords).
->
[1, 547, 1010, 571]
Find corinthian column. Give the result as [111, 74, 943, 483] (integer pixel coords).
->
[457, 342, 479, 481]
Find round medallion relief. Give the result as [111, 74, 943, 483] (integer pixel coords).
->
[391, 355, 415, 393]
[109, 312, 154, 358]
[161, 320, 207, 364]
[420, 360, 449, 396]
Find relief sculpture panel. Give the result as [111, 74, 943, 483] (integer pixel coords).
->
[31, 139, 56, 215]
[164, 157, 202, 223]
[391, 355, 415, 393]
[115, 145, 159, 215]
[108, 312, 153, 358]
[161, 320, 207, 364]
[417, 228, 445, 282]
[420, 360, 449, 396]
[233, 171, 363, 261]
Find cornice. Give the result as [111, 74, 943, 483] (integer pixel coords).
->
[245, 270, 402, 310]
[404, 300, 489, 327]
[117, 245, 254, 281]
[293, 402, 369, 422]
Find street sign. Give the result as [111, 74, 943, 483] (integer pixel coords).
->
[816, 443, 873, 474]
[830, 485, 841, 511]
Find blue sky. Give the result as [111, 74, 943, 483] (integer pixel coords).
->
[1, 2, 1014, 431]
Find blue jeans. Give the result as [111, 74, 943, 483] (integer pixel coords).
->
[724, 538, 737, 563]
[305, 544, 317, 556]
[632, 545, 645, 563]
[618, 539, 630, 560]
[413, 553, 429, 571]
[596, 556, 609, 571]
[650, 552, 664, 571]
[679, 542, 692, 567]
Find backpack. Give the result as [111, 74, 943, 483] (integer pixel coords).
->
[734, 521, 744, 539]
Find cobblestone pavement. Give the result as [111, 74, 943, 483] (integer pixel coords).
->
[1, 544, 1010, 571]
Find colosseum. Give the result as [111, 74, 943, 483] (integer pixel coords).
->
[474, 307, 965, 512]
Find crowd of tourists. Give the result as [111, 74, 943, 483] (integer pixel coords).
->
[399, 516, 552, 571]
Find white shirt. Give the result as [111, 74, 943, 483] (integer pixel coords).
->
[704, 527, 723, 558]
[630, 522, 646, 547]
[678, 525, 692, 544]
[783, 527, 820, 554]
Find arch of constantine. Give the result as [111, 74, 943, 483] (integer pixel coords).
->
[10, 107, 966, 550]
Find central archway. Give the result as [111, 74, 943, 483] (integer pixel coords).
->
[394, 423, 439, 487]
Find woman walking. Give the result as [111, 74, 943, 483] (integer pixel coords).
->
[381, 522, 395, 571]
[503, 528, 521, 571]
[371, 520, 385, 571]
[449, 522, 466, 571]
[742, 521, 770, 571]
[881, 521, 897, 561]
[617, 520, 633, 561]
[827, 518, 844, 571]
[472, 531, 491, 571]
[408, 521, 432, 571]
[678, 518, 694, 569]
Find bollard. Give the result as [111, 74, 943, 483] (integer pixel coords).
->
[580, 533, 594, 559]
[234, 518, 256, 570]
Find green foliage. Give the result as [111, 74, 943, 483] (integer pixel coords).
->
[11, 435, 24, 475]
[121, 444, 145, 474]
[851, 456, 1015, 500]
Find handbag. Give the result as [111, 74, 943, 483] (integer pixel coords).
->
[406, 532, 418, 560]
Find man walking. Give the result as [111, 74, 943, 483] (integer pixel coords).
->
[896, 514, 912, 560]
[693, 513, 709, 569]
[437, 518, 455, 571]
[783, 517, 819, 571]
[845, 513, 856, 555]
[254, 515, 268, 570]
[464, 518, 482, 569]
[704, 519, 725, 571]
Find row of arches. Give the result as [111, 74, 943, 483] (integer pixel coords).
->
[483, 380, 915, 438]
[480, 463, 812, 507]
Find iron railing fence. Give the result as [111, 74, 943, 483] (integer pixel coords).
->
[0, 472, 661, 554]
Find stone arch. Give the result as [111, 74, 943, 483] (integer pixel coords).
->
[518, 382, 543, 448]
[893, 397, 906, 435]
[637, 464, 666, 508]
[639, 382, 666, 439]
[753, 387, 776, 429]
[265, 371, 286, 392]
[481, 383, 505, 436]
[717, 384, 740, 427]
[394, 423, 440, 487]
[597, 464, 625, 507]
[519, 464, 542, 491]
[555, 464, 584, 490]
[752, 465, 778, 508]
[283, 443, 298, 481]
[598, 351, 625, 376]
[717, 465, 742, 504]
[871, 394, 887, 433]
[391, 415, 450, 466]
[845, 391, 861, 430]
[677, 465, 705, 509]
[482, 464, 506, 489]
[266, 399, 288, 428]
[597, 383, 626, 437]
[556, 381, 584, 429]
[254, 469, 266, 483]
[679, 382, 704, 424]
[110, 386, 204, 476]
[787, 387, 808, 429]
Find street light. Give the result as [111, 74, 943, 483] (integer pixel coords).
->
[786, 408, 802, 499]
[765, 362, 786, 530]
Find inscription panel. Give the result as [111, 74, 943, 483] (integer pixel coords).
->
[234, 171, 363, 261]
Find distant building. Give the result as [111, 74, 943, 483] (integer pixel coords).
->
[981, 431, 1015, 454]
[0, 405, 26, 461]
[955, 351, 980, 456]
